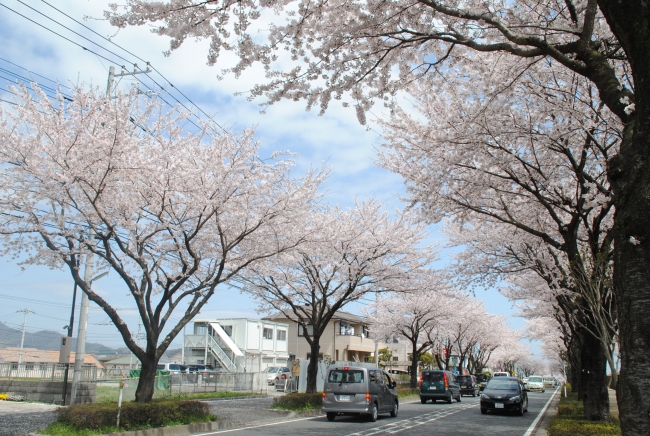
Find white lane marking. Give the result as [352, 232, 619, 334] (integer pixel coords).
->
[196, 415, 322, 434]
[346, 402, 478, 436]
[523, 387, 560, 436]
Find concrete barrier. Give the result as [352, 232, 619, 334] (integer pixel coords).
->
[0, 380, 95, 404]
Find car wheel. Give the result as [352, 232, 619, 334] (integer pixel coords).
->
[420, 397, 427, 404]
[517, 403, 524, 416]
[368, 403, 378, 422]
[326, 412, 336, 421]
[542, 389, 546, 393]
[390, 401, 398, 417]
[456, 393, 461, 402]
[481, 408, 487, 414]
[447, 393, 453, 404]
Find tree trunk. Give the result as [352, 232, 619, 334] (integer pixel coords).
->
[409, 341, 419, 389]
[580, 330, 611, 421]
[134, 355, 157, 402]
[596, 2, 650, 433]
[305, 340, 321, 393]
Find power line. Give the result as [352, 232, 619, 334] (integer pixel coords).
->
[0, 57, 71, 89]
[37, 0, 225, 132]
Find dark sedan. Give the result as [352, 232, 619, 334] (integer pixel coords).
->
[480, 376, 528, 416]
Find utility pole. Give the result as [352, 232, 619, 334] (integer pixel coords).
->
[17, 309, 34, 364]
[61, 275, 78, 406]
[69, 62, 151, 405]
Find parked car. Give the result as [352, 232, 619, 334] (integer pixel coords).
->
[526, 375, 545, 392]
[262, 366, 281, 385]
[322, 366, 399, 422]
[156, 363, 189, 374]
[474, 373, 490, 391]
[187, 364, 216, 373]
[274, 367, 292, 390]
[418, 370, 461, 404]
[457, 375, 479, 397]
[480, 376, 528, 416]
[544, 377, 557, 387]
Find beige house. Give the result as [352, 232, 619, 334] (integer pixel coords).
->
[263, 309, 406, 364]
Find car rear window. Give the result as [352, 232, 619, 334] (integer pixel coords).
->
[457, 376, 472, 384]
[475, 374, 488, 382]
[328, 369, 364, 383]
[529, 376, 543, 382]
[422, 372, 444, 382]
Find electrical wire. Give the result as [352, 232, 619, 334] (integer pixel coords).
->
[37, 0, 227, 133]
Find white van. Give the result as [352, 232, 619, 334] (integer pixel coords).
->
[156, 363, 188, 374]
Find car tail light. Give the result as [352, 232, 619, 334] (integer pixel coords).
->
[418, 373, 422, 388]
[344, 367, 349, 370]
[322, 392, 326, 398]
[365, 393, 371, 404]
[444, 373, 449, 389]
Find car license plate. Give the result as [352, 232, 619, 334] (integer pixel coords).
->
[495, 403, 504, 409]
[338, 395, 352, 402]
[462, 386, 468, 388]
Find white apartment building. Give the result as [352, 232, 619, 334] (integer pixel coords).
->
[184, 318, 290, 372]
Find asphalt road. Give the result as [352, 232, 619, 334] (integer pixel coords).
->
[197, 388, 559, 436]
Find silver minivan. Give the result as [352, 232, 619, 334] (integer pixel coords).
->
[322, 366, 399, 422]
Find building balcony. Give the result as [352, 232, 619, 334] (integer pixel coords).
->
[335, 333, 376, 353]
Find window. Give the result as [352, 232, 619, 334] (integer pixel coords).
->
[222, 325, 233, 337]
[328, 369, 364, 383]
[298, 323, 314, 337]
[277, 330, 287, 341]
[370, 370, 384, 384]
[25, 364, 34, 371]
[196, 325, 207, 335]
[263, 328, 273, 340]
[10, 364, 17, 370]
[339, 321, 349, 335]
[392, 356, 399, 362]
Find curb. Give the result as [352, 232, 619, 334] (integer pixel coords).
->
[533, 389, 561, 436]
[98, 409, 324, 436]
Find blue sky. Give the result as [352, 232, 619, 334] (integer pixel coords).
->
[0, 0, 535, 356]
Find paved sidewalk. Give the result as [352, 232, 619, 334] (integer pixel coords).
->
[534, 389, 561, 436]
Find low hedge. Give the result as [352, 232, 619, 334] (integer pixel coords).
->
[271, 393, 322, 411]
[548, 388, 621, 436]
[54, 399, 214, 431]
[396, 388, 419, 398]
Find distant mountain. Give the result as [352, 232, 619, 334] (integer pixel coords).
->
[0, 322, 130, 356]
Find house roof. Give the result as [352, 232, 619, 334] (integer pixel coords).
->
[0, 347, 103, 368]
[104, 355, 141, 365]
[263, 308, 367, 325]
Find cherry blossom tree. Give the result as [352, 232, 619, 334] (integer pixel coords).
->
[380, 56, 617, 419]
[239, 201, 434, 393]
[363, 284, 455, 388]
[0, 85, 323, 402]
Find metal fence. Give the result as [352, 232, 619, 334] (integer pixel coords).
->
[95, 372, 270, 403]
[0, 362, 99, 381]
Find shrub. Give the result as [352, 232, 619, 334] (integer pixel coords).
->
[271, 393, 322, 410]
[54, 399, 214, 431]
[548, 389, 621, 436]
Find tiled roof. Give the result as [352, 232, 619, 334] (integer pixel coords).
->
[263, 307, 367, 324]
[0, 347, 102, 368]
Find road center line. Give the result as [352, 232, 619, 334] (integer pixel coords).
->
[523, 387, 560, 436]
